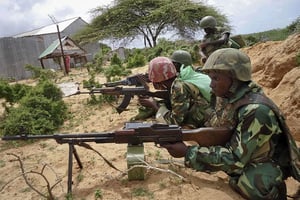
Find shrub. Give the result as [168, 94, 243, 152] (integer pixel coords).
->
[126, 52, 146, 68]
[0, 80, 31, 106]
[0, 80, 67, 136]
[111, 53, 122, 66]
[25, 64, 57, 81]
[104, 64, 131, 82]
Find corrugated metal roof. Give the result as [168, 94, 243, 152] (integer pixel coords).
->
[13, 17, 80, 38]
[38, 37, 66, 59]
[39, 36, 86, 59]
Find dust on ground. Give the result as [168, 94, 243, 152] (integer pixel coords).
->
[0, 33, 299, 200]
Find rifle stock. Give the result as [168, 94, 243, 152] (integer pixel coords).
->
[182, 127, 232, 146]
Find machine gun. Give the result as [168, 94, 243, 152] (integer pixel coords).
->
[73, 86, 170, 114]
[2, 122, 232, 193]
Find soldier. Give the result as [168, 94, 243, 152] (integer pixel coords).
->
[139, 56, 211, 128]
[170, 50, 193, 73]
[131, 50, 194, 121]
[199, 16, 230, 64]
[162, 48, 300, 200]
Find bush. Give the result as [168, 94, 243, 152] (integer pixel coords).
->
[287, 17, 300, 34]
[0, 80, 31, 106]
[126, 51, 146, 68]
[111, 53, 122, 66]
[104, 64, 131, 82]
[0, 80, 67, 136]
[2, 102, 56, 136]
[25, 64, 57, 81]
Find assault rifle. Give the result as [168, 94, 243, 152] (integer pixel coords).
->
[73, 86, 170, 114]
[69, 74, 170, 113]
[2, 122, 232, 193]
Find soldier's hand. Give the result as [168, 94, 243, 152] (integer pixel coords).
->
[161, 142, 188, 158]
[138, 96, 158, 110]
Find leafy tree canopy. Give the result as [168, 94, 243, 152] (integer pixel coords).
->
[75, 0, 229, 47]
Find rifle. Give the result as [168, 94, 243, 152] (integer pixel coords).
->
[2, 122, 232, 193]
[103, 73, 149, 87]
[73, 86, 170, 114]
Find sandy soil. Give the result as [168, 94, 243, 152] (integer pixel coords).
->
[0, 33, 300, 200]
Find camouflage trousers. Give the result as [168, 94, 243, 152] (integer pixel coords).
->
[229, 162, 287, 200]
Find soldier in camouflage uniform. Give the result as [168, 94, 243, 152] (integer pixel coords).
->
[199, 16, 230, 64]
[138, 56, 211, 128]
[162, 48, 300, 199]
[170, 50, 193, 73]
[132, 50, 197, 122]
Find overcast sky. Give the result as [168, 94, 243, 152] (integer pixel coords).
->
[0, 0, 299, 38]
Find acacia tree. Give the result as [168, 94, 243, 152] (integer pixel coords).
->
[75, 0, 229, 47]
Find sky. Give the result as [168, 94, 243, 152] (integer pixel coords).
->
[0, 0, 299, 38]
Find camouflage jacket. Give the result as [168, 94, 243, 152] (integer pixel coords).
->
[201, 26, 230, 57]
[185, 82, 283, 175]
[162, 79, 211, 128]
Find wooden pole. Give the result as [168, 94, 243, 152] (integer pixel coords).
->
[48, 15, 68, 75]
[56, 24, 68, 75]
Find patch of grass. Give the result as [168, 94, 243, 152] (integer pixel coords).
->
[296, 51, 300, 66]
[0, 159, 5, 168]
[155, 150, 162, 160]
[89, 156, 96, 166]
[39, 142, 48, 149]
[76, 172, 84, 183]
[159, 181, 167, 189]
[94, 189, 103, 199]
[65, 192, 73, 200]
[131, 187, 154, 199]
[120, 178, 129, 185]
[21, 187, 32, 193]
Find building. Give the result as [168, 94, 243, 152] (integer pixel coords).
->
[0, 17, 100, 80]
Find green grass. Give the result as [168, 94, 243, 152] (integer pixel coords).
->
[131, 187, 154, 199]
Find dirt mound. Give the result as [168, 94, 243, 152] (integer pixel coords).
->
[242, 33, 300, 139]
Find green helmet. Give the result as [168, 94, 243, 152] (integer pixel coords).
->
[170, 50, 192, 66]
[200, 16, 217, 29]
[202, 48, 252, 81]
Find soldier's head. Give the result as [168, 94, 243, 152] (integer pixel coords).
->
[202, 48, 252, 97]
[170, 50, 193, 72]
[148, 56, 177, 90]
[200, 16, 217, 34]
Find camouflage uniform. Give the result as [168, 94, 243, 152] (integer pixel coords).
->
[185, 82, 287, 199]
[160, 78, 211, 128]
[148, 57, 211, 128]
[201, 26, 230, 58]
[161, 48, 300, 199]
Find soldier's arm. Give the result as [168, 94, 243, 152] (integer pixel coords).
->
[184, 104, 280, 174]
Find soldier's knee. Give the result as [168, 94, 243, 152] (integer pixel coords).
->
[229, 174, 287, 200]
